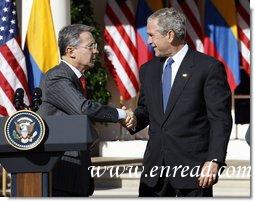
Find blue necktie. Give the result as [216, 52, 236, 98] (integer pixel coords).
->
[162, 58, 174, 112]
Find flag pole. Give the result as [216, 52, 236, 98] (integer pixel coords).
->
[2, 168, 7, 196]
[119, 96, 125, 141]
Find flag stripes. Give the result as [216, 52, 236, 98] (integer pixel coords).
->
[104, 0, 139, 100]
[236, 0, 250, 74]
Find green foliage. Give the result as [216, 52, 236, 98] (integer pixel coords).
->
[71, 0, 111, 105]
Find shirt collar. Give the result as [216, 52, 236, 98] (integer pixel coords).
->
[61, 59, 82, 78]
[165, 44, 189, 66]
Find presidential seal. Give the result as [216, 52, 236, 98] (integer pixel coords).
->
[4, 110, 45, 150]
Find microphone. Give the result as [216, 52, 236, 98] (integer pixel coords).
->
[14, 88, 25, 110]
[30, 88, 42, 112]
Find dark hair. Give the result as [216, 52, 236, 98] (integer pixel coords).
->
[58, 24, 94, 56]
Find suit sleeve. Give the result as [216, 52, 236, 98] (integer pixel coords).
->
[130, 66, 150, 135]
[44, 74, 119, 123]
[204, 61, 232, 163]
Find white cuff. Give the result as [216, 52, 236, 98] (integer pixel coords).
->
[116, 108, 126, 120]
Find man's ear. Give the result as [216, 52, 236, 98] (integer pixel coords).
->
[66, 46, 76, 58]
[167, 30, 175, 43]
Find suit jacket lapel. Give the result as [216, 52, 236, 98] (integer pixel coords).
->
[162, 49, 195, 124]
[154, 58, 166, 119]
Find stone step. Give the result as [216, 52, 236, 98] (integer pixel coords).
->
[93, 176, 250, 197]
[213, 179, 250, 197]
[93, 179, 251, 198]
[92, 187, 139, 197]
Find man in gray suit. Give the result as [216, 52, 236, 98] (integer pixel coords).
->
[38, 24, 131, 197]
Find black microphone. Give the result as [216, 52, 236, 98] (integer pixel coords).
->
[30, 87, 42, 112]
[14, 88, 25, 110]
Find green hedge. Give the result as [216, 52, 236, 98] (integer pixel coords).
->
[71, 0, 111, 105]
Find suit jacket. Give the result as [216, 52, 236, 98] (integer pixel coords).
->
[132, 48, 232, 189]
[38, 61, 119, 195]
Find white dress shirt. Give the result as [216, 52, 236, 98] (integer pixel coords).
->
[162, 44, 189, 86]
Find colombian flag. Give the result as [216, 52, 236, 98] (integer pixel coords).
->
[24, 0, 59, 90]
[204, 0, 240, 92]
[135, 0, 164, 67]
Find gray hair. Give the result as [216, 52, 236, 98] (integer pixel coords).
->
[58, 24, 94, 56]
[148, 7, 186, 40]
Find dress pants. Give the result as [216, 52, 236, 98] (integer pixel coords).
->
[139, 162, 212, 197]
[139, 180, 212, 197]
[51, 150, 94, 197]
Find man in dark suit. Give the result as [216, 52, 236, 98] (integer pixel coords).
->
[124, 8, 232, 197]
[38, 24, 131, 197]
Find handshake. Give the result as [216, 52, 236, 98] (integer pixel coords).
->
[119, 106, 137, 129]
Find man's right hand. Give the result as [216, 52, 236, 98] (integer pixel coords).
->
[120, 106, 137, 129]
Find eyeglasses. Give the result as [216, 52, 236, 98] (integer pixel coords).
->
[78, 42, 98, 50]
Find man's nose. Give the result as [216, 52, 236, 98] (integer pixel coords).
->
[94, 48, 99, 54]
[147, 36, 152, 44]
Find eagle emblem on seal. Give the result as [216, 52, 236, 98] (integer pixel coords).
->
[14, 117, 38, 144]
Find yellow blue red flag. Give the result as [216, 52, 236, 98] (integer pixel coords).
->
[204, 0, 240, 91]
[24, 0, 58, 90]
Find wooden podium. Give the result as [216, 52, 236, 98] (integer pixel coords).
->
[14, 173, 47, 197]
[0, 115, 93, 197]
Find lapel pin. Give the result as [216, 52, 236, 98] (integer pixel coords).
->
[182, 73, 188, 77]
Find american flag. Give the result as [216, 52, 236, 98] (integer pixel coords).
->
[169, 0, 204, 53]
[236, 0, 250, 75]
[104, 0, 139, 100]
[0, 0, 30, 116]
